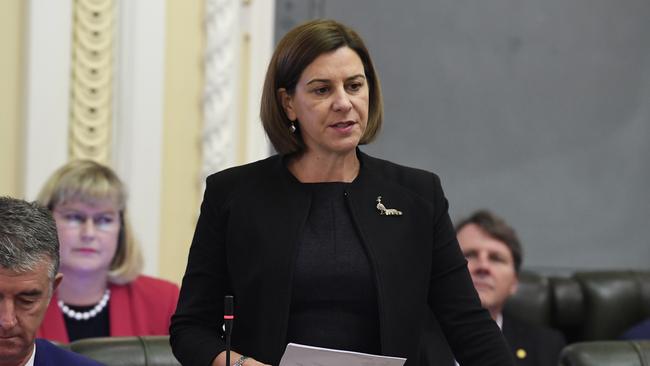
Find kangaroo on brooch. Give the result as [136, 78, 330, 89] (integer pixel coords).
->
[376, 196, 403, 216]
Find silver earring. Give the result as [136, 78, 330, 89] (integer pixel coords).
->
[289, 122, 296, 133]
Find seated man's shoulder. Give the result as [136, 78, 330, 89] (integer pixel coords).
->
[502, 316, 566, 366]
[504, 315, 565, 341]
[621, 318, 650, 340]
[35, 339, 104, 365]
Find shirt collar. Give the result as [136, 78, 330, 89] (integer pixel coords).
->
[24, 342, 36, 366]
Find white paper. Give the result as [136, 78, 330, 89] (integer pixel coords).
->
[278, 343, 407, 366]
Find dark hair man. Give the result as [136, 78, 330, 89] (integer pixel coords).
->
[0, 196, 103, 366]
[456, 210, 565, 366]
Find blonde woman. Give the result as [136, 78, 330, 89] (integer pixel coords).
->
[36, 160, 179, 343]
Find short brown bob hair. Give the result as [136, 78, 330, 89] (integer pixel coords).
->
[36, 160, 143, 284]
[261, 19, 383, 155]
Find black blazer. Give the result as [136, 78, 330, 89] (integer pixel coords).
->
[502, 315, 566, 366]
[170, 151, 514, 366]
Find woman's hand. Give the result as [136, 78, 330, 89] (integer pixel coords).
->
[212, 350, 271, 366]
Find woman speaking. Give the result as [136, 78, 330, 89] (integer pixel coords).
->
[170, 19, 513, 366]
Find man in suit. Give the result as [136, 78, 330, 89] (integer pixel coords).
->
[456, 210, 565, 366]
[0, 196, 103, 366]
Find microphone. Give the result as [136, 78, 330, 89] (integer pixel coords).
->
[224, 295, 234, 366]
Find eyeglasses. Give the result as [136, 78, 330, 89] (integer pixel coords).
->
[53, 210, 121, 232]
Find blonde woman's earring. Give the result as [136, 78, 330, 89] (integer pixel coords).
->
[289, 122, 297, 133]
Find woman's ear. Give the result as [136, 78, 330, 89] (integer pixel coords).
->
[278, 88, 296, 121]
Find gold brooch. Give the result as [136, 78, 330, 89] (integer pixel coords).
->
[376, 196, 402, 216]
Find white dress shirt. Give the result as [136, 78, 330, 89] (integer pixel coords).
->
[24, 343, 36, 366]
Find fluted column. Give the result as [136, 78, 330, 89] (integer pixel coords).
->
[69, 0, 114, 162]
[203, 0, 239, 180]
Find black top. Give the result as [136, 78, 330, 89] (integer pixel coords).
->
[287, 182, 380, 354]
[62, 302, 110, 341]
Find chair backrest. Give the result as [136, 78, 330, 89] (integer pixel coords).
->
[560, 341, 650, 366]
[69, 336, 180, 366]
[503, 271, 554, 325]
[504, 270, 650, 342]
[574, 272, 649, 340]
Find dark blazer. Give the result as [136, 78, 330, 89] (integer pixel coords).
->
[34, 338, 104, 366]
[170, 151, 514, 366]
[502, 315, 566, 366]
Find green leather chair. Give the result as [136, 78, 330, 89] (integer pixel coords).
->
[560, 341, 650, 366]
[61, 270, 650, 364]
[69, 336, 180, 366]
[504, 270, 650, 343]
[573, 272, 650, 341]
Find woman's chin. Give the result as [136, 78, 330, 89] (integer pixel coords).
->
[60, 264, 110, 277]
[321, 138, 362, 156]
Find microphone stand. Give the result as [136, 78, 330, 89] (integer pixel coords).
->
[224, 295, 234, 366]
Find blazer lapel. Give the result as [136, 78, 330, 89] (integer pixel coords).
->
[109, 283, 135, 336]
[345, 154, 436, 356]
[224, 157, 312, 356]
[346, 155, 435, 276]
[502, 316, 534, 366]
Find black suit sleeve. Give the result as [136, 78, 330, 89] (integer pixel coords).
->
[426, 175, 515, 366]
[170, 177, 229, 366]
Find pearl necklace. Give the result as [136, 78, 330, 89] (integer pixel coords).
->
[58, 289, 111, 321]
